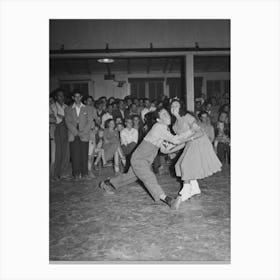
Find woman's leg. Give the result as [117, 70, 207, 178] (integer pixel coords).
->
[179, 180, 192, 202]
[101, 149, 106, 165]
[114, 149, 120, 173]
[94, 151, 102, 166]
[190, 180, 201, 196]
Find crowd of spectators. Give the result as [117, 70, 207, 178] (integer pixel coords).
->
[49, 90, 230, 182]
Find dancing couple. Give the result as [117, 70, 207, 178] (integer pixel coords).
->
[99, 100, 222, 210]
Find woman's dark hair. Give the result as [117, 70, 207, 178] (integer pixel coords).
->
[104, 118, 114, 129]
[170, 98, 198, 121]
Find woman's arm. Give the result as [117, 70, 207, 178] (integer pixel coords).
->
[160, 143, 185, 154]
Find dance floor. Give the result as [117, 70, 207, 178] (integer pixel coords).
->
[49, 164, 230, 262]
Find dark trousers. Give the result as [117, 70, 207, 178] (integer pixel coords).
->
[217, 142, 230, 164]
[70, 136, 89, 177]
[54, 122, 69, 178]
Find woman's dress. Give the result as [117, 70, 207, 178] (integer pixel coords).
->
[103, 129, 120, 161]
[173, 114, 222, 181]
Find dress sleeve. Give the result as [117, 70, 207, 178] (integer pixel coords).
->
[186, 114, 201, 132]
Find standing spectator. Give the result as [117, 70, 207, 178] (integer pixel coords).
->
[198, 111, 215, 143]
[209, 97, 220, 125]
[128, 103, 138, 116]
[112, 99, 126, 120]
[51, 89, 70, 180]
[214, 111, 230, 163]
[65, 92, 93, 180]
[101, 103, 113, 128]
[49, 96, 56, 180]
[96, 101, 104, 126]
[141, 98, 156, 122]
[85, 96, 98, 124]
[137, 99, 144, 116]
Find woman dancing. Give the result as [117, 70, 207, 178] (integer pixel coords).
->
[166, 99, 222, 210]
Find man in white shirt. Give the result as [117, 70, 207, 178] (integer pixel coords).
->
[65, 92, 93, 180]
[120, 117, 138, 168]
[140, 99, 156, 123]
[50, 89, 69, 180]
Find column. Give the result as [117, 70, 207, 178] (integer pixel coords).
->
[185, 54, 194, 111]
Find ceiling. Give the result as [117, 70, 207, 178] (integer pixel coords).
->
[50, 55, 230, 76]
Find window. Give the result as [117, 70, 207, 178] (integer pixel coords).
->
[130, 81, 145, 99]
[166, 78, 181, 98]
[149, 81, 163, 101]
[129, 78, 164, 100]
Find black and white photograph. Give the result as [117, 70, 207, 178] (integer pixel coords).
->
[49, 19, 231, 262]
[1, 0, 280, 279]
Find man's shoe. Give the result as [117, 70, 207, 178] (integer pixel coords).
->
[170, 195, 182, 210]
[99, 180, 115, 194]
[162, 196, 175, 208]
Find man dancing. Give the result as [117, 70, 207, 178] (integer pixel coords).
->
[99, 108, 190, 209]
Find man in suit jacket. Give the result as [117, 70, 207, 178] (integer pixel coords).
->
[65, 92, 93, 180]
[112, 99, 129, 121]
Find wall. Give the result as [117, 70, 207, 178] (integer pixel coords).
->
[50, 70, 229, 99]
[50, 20, 230, 50]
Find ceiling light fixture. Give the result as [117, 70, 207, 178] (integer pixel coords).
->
[97, 58, 114, 64]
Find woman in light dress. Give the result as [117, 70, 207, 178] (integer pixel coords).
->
[167, 99, 222, 210]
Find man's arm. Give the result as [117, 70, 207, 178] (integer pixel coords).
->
[65, 108, 78, 136]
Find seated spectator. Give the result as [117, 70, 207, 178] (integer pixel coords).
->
[116, 122, 124, 134]
[101, 103, 113, 128]
[120, 117, 138, 158]
[198, 111, 215, 143]
[132, 114, 145, 143]
[103, 119, 126, 173]
[214, 111, 230, 163]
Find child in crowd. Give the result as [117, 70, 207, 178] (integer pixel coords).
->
[93, 128, 107, 169]
[88, 121, 98, 177]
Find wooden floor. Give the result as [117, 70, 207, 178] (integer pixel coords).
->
[49, 164, 230, 262]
